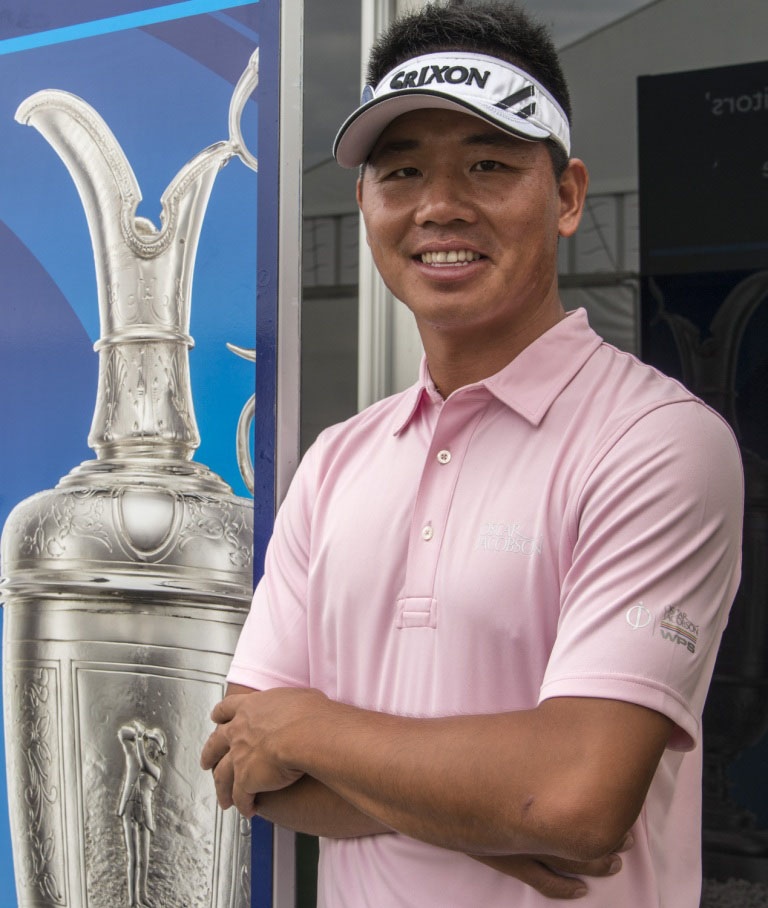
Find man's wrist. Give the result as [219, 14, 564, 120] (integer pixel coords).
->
[272, 687, 333, 777]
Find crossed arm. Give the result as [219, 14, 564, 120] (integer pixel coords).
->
[202, 682, 672, 895]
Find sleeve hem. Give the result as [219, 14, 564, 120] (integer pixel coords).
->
[538, 673, 698, 751]
[226, 664, 307, 691]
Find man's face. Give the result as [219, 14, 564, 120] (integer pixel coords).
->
[357, 109, 586, 337]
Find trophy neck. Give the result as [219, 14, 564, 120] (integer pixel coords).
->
[16, 46, 262, 465]
[14, 91, 239, 462]
[88, 224, 207, 460]
[88, 336, 199, 460]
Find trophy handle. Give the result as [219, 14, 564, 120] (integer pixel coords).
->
[229, 47, 259, 173]
[227, 343, 257, 494]
[236, 394, 256, 495]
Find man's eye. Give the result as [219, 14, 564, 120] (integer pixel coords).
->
[472, 160, 505, 172]
[389, 166, 419, 178]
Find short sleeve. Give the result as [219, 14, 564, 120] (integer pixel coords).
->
[227, 436, 324, 691]
[539, 401, 743, 750]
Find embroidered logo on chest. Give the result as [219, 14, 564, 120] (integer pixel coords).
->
[477, 523, 542, 555]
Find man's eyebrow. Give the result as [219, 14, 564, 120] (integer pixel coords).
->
[369, 138, 420, 161]
[462, 131, 526, 149]
[368, 131, 526, 164]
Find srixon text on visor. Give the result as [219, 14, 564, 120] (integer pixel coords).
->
[390, 66, 491, 90]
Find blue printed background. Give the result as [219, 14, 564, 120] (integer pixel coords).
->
[0, 2, 280, 903]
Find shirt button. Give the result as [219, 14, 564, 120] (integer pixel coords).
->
[437, 449, 451, 464]
[421, 525, 434, 541]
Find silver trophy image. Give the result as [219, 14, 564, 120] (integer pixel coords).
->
[1, 49, 261, 908]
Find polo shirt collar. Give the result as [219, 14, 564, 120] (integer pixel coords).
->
[392, 308, 602, 434]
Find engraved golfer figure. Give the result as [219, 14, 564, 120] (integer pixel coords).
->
[117, 721, 167, 907]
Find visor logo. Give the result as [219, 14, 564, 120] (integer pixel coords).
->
[494, 85, 536, 119]
[390, 65, 491, 91]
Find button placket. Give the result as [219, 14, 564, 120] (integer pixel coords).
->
[398, 394, 489, 629]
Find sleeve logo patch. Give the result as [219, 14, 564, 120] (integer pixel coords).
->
[626, 603, 652, 630]
[659, 605, 699, 654]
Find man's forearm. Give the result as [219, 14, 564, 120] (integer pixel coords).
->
[269, 694, 671, 861]
[279, 699, 569, 856]
[254, 774, 391, 838]
[250, 763, 629, 901]
[205, 688, 671, 862]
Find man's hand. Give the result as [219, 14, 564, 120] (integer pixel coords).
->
[201, 687, 324, 817]
[469, 833, 633, 900]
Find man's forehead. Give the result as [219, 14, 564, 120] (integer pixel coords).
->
[369, 109, 532, 160]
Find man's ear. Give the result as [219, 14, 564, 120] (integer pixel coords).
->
[558, 158, 589, 239]
[356, 177, 371, 248]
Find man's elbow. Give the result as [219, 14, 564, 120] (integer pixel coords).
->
[562, 810, 631, 862]
[515, 790, 636, 861]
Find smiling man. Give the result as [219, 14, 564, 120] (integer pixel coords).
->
[201, 3, 743, 906]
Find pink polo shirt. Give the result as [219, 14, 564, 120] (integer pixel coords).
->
[229, 309, 743, 908]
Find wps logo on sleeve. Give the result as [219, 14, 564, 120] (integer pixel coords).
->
[659, 605, 699, 654]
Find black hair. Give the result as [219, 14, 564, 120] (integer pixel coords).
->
[365, 0, 571, 179]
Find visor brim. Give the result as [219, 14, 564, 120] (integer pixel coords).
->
[333, 90, 553, 168]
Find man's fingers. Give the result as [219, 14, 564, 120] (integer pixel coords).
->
[471, 855, 587, 900]
[210, 693, 247, 725]
[617, 832, 634, 853]
[542, 852, 622, 878]
[231, 779, 258, 819]
[212, 753, 235, 810]
[200, 726, 230, 770]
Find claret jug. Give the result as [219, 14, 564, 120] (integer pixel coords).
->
[1, 51, 260, 908]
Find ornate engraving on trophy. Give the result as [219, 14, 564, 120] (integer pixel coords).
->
[5, 664, 66, 906]
[16, 490, 113, 559]
[161, 348, 195, 437]
[178, 499, 252, 568]
[174, 276, 185, 328]
[78, 667, 225, 908]
[102, 346, 130, 444]
[125, 345, 153, 435]
[237, 816, 251, 908]
[119, 275, 145, 325]
[113, 272, 177, 329]
[116, 720, 167, 907]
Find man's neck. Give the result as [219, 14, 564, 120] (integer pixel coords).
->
[418, 300, 566, 399]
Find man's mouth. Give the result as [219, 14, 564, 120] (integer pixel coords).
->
[419, 249, 483, 265]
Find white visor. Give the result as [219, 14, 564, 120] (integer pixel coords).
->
[333, 51, 571, 168]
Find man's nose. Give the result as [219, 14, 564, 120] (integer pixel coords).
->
[413, 173, 477, 226]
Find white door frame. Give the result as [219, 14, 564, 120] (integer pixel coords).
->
[357, 0, 427, 411]
[274, 0, 303, 905]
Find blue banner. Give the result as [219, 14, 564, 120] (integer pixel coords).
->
[0, 1, 279, 904]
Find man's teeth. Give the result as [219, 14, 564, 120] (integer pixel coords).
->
[420, 250, 482, 264]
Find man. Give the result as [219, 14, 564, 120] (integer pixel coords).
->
[201, 3, 743, 905]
